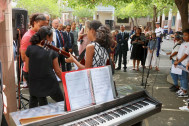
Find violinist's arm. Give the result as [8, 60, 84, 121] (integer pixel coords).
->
[66, 44, 95, 69]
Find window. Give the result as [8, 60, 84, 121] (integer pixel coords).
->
[117, 17, 129, 23]
[165, 17, 168, 20]
[172, 16, 176, 26]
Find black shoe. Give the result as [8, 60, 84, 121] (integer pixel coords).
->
[124, 69, 126, 72]
[170, 86, 179, 92]
[169, 85, 175, 89]
[115, 67, 121, 70]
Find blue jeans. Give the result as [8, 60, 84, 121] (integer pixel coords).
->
[171, 59, 180, 86]
[179, 63, 188, 91]
[156, 37, 162, 57]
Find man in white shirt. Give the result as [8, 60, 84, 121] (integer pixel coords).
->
[174, 29, 189, 97]
[52, 19, 59, 46]
[167, 35, 182, 92]
[155, 22, 164, 57]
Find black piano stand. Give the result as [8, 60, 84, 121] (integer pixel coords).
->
[132, 121, 142, 126]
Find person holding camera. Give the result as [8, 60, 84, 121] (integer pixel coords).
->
[78, 20, 90, 55]
[130, 28, 144, 71]
[145, 33, 159, 71]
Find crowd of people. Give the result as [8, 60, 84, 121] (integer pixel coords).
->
[18, 13, 114, 108]
[16, 12, 166, 108]
[11, 12, 189, 111]
[110, 22, 163, 72]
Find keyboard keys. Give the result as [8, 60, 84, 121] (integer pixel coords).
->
[121, 107, 132, 113]
[94, 116, 106, 123]
[144, 99, 155, 105]
[116, 109, 126, 115]
[127, 105, 138, 110]
[108, 111, 120, 118]
[64, 98, 157, 126]
[101, 113, 113, 121]
[138, 101, 148, 106]
[133, 103, 143, 108]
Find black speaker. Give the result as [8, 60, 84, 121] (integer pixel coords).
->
[12, 8, 28, 40]
[105, 20, 114, 30]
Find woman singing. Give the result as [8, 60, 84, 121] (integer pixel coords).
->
[25, 26, 64, 108]
[66, 20, 113, 69]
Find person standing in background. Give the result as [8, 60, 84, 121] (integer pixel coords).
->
[155, 22, 164, 57]
[110, 31, 117, 62]
[44, 13, 50, 26]
[114, 29, 119, 64]
[130, 28, 144, 71]
[71, 22, 79, 57]
[116, 25, 129, 72]
[51, 19, 59, 46]
[78, 20, 90, 55]
[21, 13, 46, 88]
[64, 25, 74, 71]
[56, 23, 67, 72]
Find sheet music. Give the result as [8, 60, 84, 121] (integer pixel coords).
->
[65, 70, 93, 110]
[171, 65, 182, 75]
[177, 65, 189, 73]
[90, 67, 114, 104]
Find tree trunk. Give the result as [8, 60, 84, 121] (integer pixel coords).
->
[152, 5, 157, 32]
[175, 0, 189, 31]
[131, 17, 134, 29]
[134, 17, 138, 27]
[160, 15, 162, 27]
[0, 0, 17, 125]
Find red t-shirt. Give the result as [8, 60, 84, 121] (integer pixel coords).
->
[21, 29, 36, 72]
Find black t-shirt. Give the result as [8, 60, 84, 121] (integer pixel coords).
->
[26, 45, 60, 97]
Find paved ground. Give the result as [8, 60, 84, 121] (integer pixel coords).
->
[114, 38, 189, 126]
[17, 38, 189, 126]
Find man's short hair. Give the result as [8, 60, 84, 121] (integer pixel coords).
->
[120, 25, 125, 27]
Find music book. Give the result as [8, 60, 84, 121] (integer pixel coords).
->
[62, 66, 116, 111]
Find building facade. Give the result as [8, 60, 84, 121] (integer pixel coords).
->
[62, 5, 152, 30]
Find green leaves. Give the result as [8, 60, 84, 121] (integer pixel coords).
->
[16, 0, 63, 17]
[115, 2, 152, 19]
[72, 6, 95, 18]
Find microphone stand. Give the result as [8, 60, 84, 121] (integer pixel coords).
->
[140, 34, 147, 86]
[16, 29, 29, 110]
[144, 38, 157, 89]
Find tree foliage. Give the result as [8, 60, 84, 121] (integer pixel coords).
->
[115, 2, 152, 19]
[15, 0, 63, 17]
[72, 6, 95, 19]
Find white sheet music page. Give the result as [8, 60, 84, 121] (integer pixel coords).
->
[171, 64, 182, 75]
[90, 66, 114, 104]
[65, 70, 93, 111]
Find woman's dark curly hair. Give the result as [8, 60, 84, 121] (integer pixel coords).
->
[30, 13, 46, 27]
[88, 20, 113, 49]
[30, 26, 52, 45]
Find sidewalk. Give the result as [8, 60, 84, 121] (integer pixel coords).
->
[114, 38, 189, 126]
